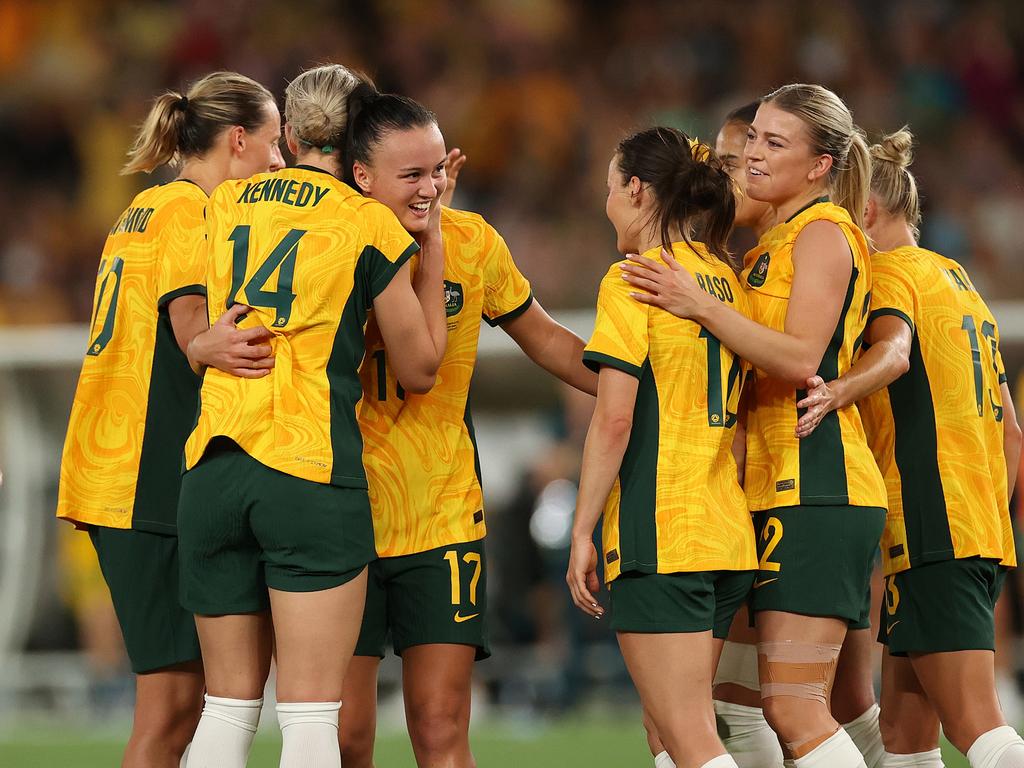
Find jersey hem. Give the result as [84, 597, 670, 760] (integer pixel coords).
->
[582, 351, 643, 378]
[483, 292, 534, 327]
[131, 519, 178, 536]
[158, 284, 207, 309]
[375, 529, 487, 559]
[868, 307, 914, 334]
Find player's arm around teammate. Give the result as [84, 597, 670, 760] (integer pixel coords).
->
[622, 86, 887, 768]
[54, 72, 282, 768]
[569, 128, 757, 768]
[794, 129, 1024, 768]
[176, 66, 444, 768]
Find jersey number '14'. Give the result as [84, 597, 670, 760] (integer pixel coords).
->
[699, 328, 742, 428]
[227, 226, 306, 327]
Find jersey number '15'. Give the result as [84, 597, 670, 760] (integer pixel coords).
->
[226, 226, 306, 327]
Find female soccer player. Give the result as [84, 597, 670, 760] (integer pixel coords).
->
[794, 129, 1024, 768]
[620, 85, 887, 768]
[710, 102, 884, 768]
[568, 126, 757, 768]
[336, 92, 596, 768]
[55, 71, 283, 768]
[176, 65, 447, 768]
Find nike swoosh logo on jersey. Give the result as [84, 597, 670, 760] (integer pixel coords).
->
[752, 578, 778, 589]
[887, 621, 901, 635]
[454, 611, 479, 623]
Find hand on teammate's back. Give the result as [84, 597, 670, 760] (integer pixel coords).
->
[795, 375, 837, 438]
[189, 303, 275, 379]
[620, 248, 706, 319]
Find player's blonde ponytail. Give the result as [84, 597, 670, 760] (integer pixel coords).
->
[285, 64, 374, 155]
[764, 83, 870, 230]
[870, 127, 921, 241]
[122, 71, 274, 175]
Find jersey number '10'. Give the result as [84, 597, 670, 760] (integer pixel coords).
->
[87, 257, 125, 356]
[227, 226, 306, 327]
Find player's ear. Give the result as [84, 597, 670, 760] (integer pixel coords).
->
[808, 153, 833, 183]
[864, 196, 878, 230]
[284, 124, 301, 157]
[352, 161, 373, 194]
[226, 124, 246, 157]
[628, 175, 644, 208]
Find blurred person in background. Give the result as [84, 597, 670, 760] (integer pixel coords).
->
[176, 63, 447, 768]
[794, 128, 1024, 768]
[621, 85, 886, 768]
[55, 71, 284, 768]
[338, 91, 596, 768]
[568, 126, 757, 768]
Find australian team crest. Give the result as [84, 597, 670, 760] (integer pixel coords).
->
[747, 252, 770, 288]
[444, 280, 464, 317]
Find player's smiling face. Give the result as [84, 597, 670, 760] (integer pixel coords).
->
[716, 120, 771, 230]
[233, 100, 285, 178]
[605, 156, 643, 255]
[744, 102, 831, 205]
[353, 123, 447, 234]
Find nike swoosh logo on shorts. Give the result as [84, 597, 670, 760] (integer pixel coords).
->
[887, 621, 900, 635]
[753, 578, 778, 589]
[454, 611, 479, 623]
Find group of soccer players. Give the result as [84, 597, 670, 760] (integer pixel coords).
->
[54, 59, 1023, 768]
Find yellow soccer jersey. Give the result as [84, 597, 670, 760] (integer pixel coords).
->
[185, 166, 417, 486]
[583, 241, 757, 582]
[740, 199, 887, 512]
[57, 180, 208, 532]
[858, 246, 1014, 574]
[359, 207, 532, 557]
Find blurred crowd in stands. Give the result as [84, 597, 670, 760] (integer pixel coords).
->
[1, 0, 1023, 325]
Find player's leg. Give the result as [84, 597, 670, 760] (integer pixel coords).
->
[833, 626, 883, 768]
[255, 472, 376, 768]
[751, 506, 884, 767]
[714, 607, 784, 768]
[886, 558, 1024, 765]
[388, 540, 489, 768]
[339, 561, 388, 768]
[402, 644, 476, 767]
[877, 652, 942, 766]
[89, 526, 205, 768]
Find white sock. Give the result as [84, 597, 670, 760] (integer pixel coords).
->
[793, 728, 867, 768]
[186, 695, 262, 768]
[715, 700, 785, 768]
[701, 756, 741, 768]
[843, 704, 885, 768]
[880, 749, 944, 767]
[277, 701, 343, 768]
[967, 725, 1024, 768]
[655, 751, 676, 768]
[179, 743, 191, 768]
[784, 761, 797, 768]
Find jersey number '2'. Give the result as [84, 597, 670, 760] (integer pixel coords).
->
[227, 226, 306, 327]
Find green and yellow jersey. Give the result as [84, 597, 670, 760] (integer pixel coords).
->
[184, 166, 417, 487]
[359, 207, 532, 557]
[57, 181, 208, 533]
[583, 241, 757, 582]
[859, 246, 1014, 574]
[740, 199, 887, 512]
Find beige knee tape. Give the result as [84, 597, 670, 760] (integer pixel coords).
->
[713, 640, 761, 692]
[757, 640, 841, 705]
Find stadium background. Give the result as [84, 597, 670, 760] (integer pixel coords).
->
[1, 0, 1022, 765]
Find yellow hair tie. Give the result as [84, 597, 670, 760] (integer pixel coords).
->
[688, 137, 711, 163]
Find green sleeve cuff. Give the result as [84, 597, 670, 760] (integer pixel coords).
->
[582, 350, 643, 379]
[368, 241, 420, 299]
[483, 292, 534, 327]
[868, 307, 914, 334]
[158, 284, 206, 308]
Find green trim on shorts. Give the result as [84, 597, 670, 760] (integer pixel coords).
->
[609, 569, 754, 636]
[178, 440, 375, 616]
[355, 539, 490, 660]
[879, 557, 1007, 655]
[750, 505, 884, 625]
[90, 526, 200, 674]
